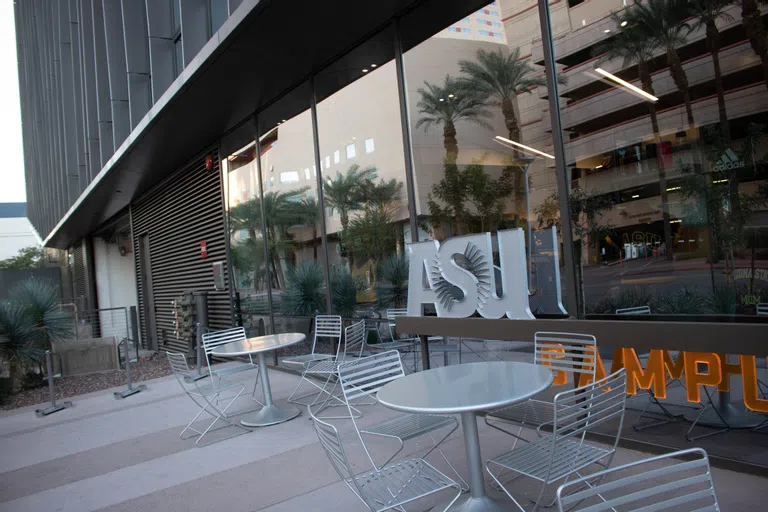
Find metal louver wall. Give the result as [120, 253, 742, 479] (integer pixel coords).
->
[131, 148, 231, 352]
[71, 242, 87, 311]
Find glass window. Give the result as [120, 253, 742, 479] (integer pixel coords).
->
[209, 0, 228, 35]
[325, 156, 331, 168]
[316, 25, 409, 319]
[279, 170, 300, 183]
[365, 137, 375, 153]
[334, 150, 340, 164]
[402, 0, 566, 318]
[304, 168, 311, 180]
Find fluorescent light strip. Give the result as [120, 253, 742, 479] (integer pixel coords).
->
[667, 186, 681, 191]
[631, 194, 639, 198]
[494, 136, 555, 159]
[713, 178, 728, 184]
[594, 67, 658, 102]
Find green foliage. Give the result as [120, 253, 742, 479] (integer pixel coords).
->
[415, 75, 493, 134]
[0, 302, 40, 365]
[282, 263, 326, 316]
[8, 279, 72, 346]
[707, 285, 739, 314]
[590, 287, 655, 314]
[330, 267, 358, 318]
[323, 164, 378, 229]
[0, 246, 45, 271]
[344, 207, 397, 263]
[535, 188, 615, 246]
[375, 254, 409, 309]
[655, 286, 707, 314]
[231, 237, 266, 289]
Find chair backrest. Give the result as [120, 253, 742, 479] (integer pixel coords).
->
[313, 315, 342, 354]
[386, 308, 409, 340]
[556, 448, 718, 512]
[552, 369, 627, 446]
[342, 319, 367, 359]
[338, 351, 405, 403]
[202, 326, 247, 355]
[308, 405, 374, 510]
[757, 303, 768, 316]
[534, 332, 599, 382]
[167, 351, 193, 383]
[615, 305, 651, 315]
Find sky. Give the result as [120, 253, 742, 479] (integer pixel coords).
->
[0, 1, 26, 203]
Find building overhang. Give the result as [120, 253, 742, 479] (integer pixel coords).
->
[43, 0, 488, 248]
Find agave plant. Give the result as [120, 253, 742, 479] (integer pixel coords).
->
[330, 267, 358, 318]
[375, 254, 409, 309]
[8, 279, 73, 346]
[282, 263, 326, 316]
[655, 286, 707, 314]
[707, 285, 739, 314]
[591, 287, 655, 314]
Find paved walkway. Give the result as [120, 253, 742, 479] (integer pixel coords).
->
[0, 357, 765, 511]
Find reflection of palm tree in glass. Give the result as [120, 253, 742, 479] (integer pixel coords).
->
[595, 17, 674, 260]
[734, 0, 768, 90]
[415, 75, 491, 164]
[298, 197, 321, 261]
[322, 164, 378, 232]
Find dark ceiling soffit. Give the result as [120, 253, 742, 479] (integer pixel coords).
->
[44, 0, 489, 249]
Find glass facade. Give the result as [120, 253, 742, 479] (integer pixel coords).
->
[222, 0, 768, 466]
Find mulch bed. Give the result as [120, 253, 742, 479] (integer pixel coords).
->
[1, 352, 172, 411]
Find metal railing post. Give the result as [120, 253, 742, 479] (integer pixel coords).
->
[114, 338, 147, 399]
[35, 350, 72, 416]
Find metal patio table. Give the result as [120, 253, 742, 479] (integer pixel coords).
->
[211, 333, 305, 427]
[377, 361, 553, 511]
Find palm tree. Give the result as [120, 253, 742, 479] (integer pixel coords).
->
[594, 17, 674, 260]
[229, 198, 262, 238]
[298, 197, 321, 260]
[457, 48, 546, 156]
[734, 0, 768, 90]
[624, 0, 695, 132]
[322, 164, 378, 232]
[415, 75, 492, 164]
[688, 0, 734, 143]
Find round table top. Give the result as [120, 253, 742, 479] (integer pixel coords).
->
[377, 361, 553, 415]
[210, 333, 306, 357]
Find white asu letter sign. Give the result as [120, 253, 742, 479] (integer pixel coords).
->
[406, 228, 535, 320]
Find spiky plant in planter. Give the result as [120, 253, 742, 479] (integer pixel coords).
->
[375, 254, 409, 309]
[282, 263, 326, 316]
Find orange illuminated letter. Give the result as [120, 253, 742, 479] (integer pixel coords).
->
[716, 354, 741, 392]
[741, 355, 768, 413]
[540, 345, 567, 385]
[623, 349, 667, 397]
[683, 352, 722, 403]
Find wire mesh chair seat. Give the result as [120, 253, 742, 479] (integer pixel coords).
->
[166, 351, 250, 447]
[306, 320, 369, 419]
[309, 406, 461, 511]
[287, 316, 343, 406]
[487, 369, 628, 512]
[555, 448, 719, 512]
[485, 331, 598, 448]
[491, 436, 613, 482]
[338, 351, 467, 489]
[202, 326, 262, 407]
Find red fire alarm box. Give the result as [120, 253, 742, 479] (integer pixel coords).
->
[200, 240, 208, 259]
[205, 154, 213, 170]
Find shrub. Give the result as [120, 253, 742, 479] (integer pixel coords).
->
[655, 286, 707, 314]
[282, 263, 326, 316]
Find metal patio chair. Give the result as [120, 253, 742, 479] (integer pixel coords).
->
[285, 315, 342, 405]
[485, 331, 598, 450]
[615, 306, 651, 315]
[487, 369, 628, 512]
[304, 319, 368, 418]
[309, 404, 461, 512]
[373, 308, 460, 370]
[555, 448, 719, 512]
[337, 350, 468, 489]
[166, 351, 250, 446]
[202, 326, 261, 406]
[757, 303, 768, 316]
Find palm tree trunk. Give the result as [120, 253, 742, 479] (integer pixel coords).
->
[707, 21, 730, 143]
[443, 121, 459, 164]
[502, 98, 525, 216]
[741, 0, 768, 90]
[639, 61, 674, 261]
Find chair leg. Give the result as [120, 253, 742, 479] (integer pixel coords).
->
[286, 374, 324, 405]
[486, 461, 535, 512]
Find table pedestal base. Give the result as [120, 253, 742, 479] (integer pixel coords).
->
[684, 402, 763, 429]
[241, 404, 301, 427]
[431, 494, 509, 512]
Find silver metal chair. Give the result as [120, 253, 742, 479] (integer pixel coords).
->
[202, 326, 262, 406]
[309, 404, 461, 512]
[305, 319, 368, 418]
[555, 448, 719, 511]
[166, 351, 250, 446]
[757, 303, 768, 316]
[379, 308, 460, 370]
[485, 331, 598, 450]
[487, 369, 628, 512]
[285, 315, 342, 405]
[337, 350, 467, 489]
[615, 306, 651, 315]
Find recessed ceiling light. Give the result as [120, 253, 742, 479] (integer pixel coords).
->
[631, 194, 640, 199]
[282, 119, 286, 122]
[667, 186, 681, 191]
[620, 20, 628, 27]
[439, 98, 444, 102]
[362, 68, 369, 73]
[604, 29, 611, 33]
[448, 94, 455, 98]
[594, 164, 603, 169]
[371, 64, 377, 68]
